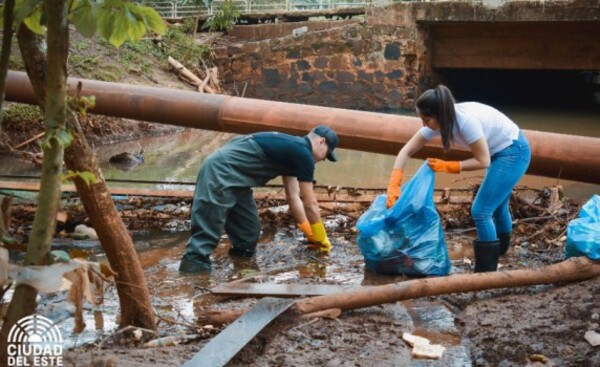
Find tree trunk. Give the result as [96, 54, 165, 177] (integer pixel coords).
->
[0, 0, 15, 134]
[0, 1, 69, 363]
[199, 257, 600, 326]
[9, 10, 156, 332]
[63, 111, 156, 330]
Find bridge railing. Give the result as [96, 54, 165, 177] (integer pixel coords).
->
[140, 0, 368, 18]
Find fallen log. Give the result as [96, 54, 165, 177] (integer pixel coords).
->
[167, 56, 203, 90]
[198, 257, 600, 326]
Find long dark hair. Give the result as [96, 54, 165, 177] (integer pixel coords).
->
[415, 85, 456, 152]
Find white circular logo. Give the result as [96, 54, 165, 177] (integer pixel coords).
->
[7, 314, 63, 366]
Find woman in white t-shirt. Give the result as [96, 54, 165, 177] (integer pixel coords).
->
[386, 85, 531, 272]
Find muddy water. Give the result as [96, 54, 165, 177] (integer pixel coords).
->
[1, 106, 597, 199]
[72, 106, 600, 200]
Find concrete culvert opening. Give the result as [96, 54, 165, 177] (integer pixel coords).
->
[437, 68, 600, 109]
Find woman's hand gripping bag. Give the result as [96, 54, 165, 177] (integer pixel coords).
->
[356, 164, 451, 276]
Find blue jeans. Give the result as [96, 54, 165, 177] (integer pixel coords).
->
[471, 132, 531, 241]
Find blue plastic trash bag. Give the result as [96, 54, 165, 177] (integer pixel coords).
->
[565, 195, 600, 260]
[356, 163, 451, 276]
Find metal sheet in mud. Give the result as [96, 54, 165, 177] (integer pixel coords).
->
[211, 282, 360, 297]
[182, 297, 295, 367]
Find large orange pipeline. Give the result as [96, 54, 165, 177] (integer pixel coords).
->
[4, 70, 600, 184]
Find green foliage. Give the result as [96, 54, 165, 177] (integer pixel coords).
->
[0, 104, 43, 127]
[68, 94, 96, 117]
[8, 54, 25, 70]
[155, 25, 211, 67]
[181, 17, 198, 34]
[69, 52, 123, 81]
[42, 127, 73, 149]
[202, 0, 240, 33]
[1, 0, 166, 48]
[61, 169, 97, 187]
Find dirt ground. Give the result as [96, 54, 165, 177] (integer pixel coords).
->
[55, 227, 599, 367]
[4, 190, 593, 367]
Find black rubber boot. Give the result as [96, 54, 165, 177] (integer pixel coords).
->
[474, 240, 500, 273]
[498, 232, 511, 256]
[179, 253, 212, 273]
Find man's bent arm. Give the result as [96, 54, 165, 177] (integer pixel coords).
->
[283, 176, 311, 224]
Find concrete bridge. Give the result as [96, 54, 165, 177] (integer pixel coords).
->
[200, 0, 600, 111]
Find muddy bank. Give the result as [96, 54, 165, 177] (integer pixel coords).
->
[1, 187, 586, 366]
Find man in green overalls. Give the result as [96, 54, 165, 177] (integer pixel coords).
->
[179, 125, 339, 273]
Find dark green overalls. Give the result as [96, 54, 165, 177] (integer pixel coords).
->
[180, 135, 295, 272]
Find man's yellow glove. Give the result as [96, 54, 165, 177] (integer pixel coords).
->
[308, 221, 332, 254]
[386, 169, 403, 209]
[297, 220, 314, 241]
[427, 158, 461, 173]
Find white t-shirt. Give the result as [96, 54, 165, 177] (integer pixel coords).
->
[420, 102, 520, 156]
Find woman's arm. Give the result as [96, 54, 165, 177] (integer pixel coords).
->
[461, 137, 491, 171]
[393, 132, 428, 169]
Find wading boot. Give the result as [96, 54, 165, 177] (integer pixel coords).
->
[498, 232, 511, 256]
[179, 253, 211, 273]
[474, 240, 499, 273]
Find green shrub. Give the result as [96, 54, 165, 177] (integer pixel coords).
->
[202, 0, 241, 33]
[1, 104, 44, 128]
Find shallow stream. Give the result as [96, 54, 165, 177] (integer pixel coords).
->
[2, 104, 598, 365]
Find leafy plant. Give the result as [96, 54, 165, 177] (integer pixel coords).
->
[157, 25, 211, 67]
[0, 104, 43, 127]
[1, 0, 167, 48]
[202, 0, 240, 33]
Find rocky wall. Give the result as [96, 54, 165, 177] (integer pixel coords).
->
[212, 0, 600, 111]
[228, 19, 360, 42]
[214, 22, 419, 111]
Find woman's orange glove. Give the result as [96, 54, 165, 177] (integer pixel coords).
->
[427, 158, 461, 173]
[386, 169, 404, 208]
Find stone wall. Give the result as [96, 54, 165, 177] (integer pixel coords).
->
[228, 19, 360, 42]
[214, 22, 419, 111]
[212, 0, 600, 111]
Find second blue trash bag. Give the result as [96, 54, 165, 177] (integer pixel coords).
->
[565, 195, 600, 260]
[356, 163, 451, 276]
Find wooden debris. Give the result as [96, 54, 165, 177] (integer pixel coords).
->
[184, 298, 295, 367]
[144, 336, 180, 348]
[210, 283, 360, 297]
[412, 342, 445, 359]
[403, 332, 445, 359]
[0, 196, 12, 238]
[167, 56, 221, 94]
[584, 330, 600, 346]
[199, 257, 600, 326]
[402, 332, 431, 347]
[167, 56, 203, 90]
[13, 132, 44, 150]
[301, 308, 342, 319]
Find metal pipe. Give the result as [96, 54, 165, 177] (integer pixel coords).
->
[5, 70, 600, 184]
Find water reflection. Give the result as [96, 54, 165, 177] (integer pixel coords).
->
[98, 105, 599, 200]
[0, 106, 598, 199]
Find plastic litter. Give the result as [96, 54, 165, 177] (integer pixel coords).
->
[144, 336, 180, 348]
[565, 195, 600, 260]
[357, 163, 451, 276]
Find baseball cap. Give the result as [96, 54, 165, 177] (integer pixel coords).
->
[312, 125, 339, 162]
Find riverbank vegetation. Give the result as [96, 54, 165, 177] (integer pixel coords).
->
[0, 17, 212, 160]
